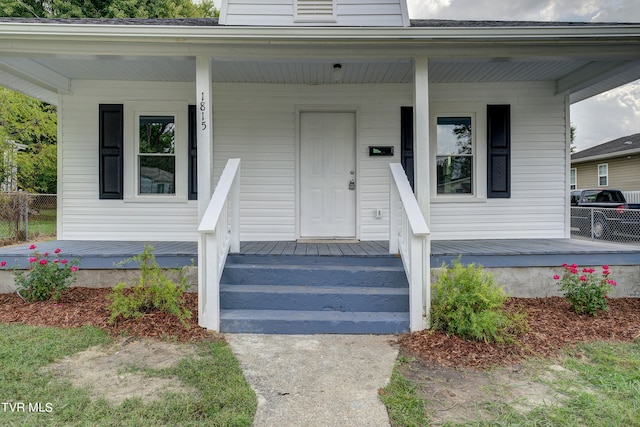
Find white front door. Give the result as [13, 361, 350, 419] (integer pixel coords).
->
[300, 112, 356, 238]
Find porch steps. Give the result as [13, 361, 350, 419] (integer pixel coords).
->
[219, 254, 410, 334]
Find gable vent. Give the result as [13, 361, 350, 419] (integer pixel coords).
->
[295, 0, 336, 22]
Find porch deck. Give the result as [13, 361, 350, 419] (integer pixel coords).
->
[0, 238, 638, 269]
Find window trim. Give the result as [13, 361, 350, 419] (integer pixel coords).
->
[598, 163, 608, 187]
[570, 167, 577, 190]
[430, 109, 486, 202]
[123, 101, 188, 203]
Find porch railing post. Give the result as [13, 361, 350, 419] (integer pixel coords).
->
[389, 163, 430, 331]
[389, 175, 399, 254]
[230, 162, 241, 253]
[197, 158, 241, 331]
[198, 232, 220, 330]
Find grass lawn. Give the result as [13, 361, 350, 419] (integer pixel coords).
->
[0, 209, 56, 243]
[0, 324, 257, 426]
[381, 340, 640, 426]
[27, 209, 57, 240]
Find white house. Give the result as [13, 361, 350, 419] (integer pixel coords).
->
[1, 0, 639, 332]
[1, 140, 26, 192]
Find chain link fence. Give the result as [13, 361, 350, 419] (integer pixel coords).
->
[571, 206, 640, 245]
[0, 192, 57, 246]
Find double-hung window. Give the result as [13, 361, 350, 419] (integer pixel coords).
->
[598, 163, 608, 187]
[436, 116, 473, 195]
[124, 102, 187, 202]
[138, 115, 176, 195]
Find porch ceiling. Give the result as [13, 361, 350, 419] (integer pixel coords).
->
[0, 55, 607, 85]
[1, 53, 639, 104]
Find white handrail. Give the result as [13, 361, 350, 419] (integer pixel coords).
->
[197, 158, 241, 331]
[389, 163, 431, 331]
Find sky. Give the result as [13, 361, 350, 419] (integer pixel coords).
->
[407, 0, 640, 152]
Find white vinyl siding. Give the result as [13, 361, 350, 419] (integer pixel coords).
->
[429, 81, 568, 240]
[220, 0, 409, 26]
[58, 79, 567, 242]
[212, 82, 412, 241]
[58, 81, 197, 241]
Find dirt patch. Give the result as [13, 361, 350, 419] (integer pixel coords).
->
[398, 351, 595, 425]
[44, 337, 199, 405]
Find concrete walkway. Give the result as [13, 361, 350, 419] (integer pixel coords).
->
[225, 334, 399, 427]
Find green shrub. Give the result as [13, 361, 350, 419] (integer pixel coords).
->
[107, 245, 192, 327]
[431, 258, 527, 343]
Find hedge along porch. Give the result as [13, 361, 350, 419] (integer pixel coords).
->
[0, 1, 639, 332]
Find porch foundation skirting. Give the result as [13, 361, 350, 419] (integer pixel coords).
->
[1, 239, 639, 298]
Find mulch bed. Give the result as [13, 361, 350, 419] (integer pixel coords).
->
[0, 287, 219, 343]
[400, 297, 640, 368]
[1, 288, 639, 367]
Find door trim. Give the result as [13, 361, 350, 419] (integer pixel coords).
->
[296, 107, 360, 239]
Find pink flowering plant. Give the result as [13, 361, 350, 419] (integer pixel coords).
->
[553, 263, 616, 315]
[1, 244, 79, 302]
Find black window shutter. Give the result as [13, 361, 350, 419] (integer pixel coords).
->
[487, 105, 511, 198]
[188, 104, 198, 200]
[400, 106, 415, 190]
[98, 104, 123, 200]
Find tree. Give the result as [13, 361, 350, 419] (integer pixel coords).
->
[0, 88, 57, 146]
[0, 0, 49, 18]
[0, 88, 57, 192]
[0, 0, 217, 193]
[16, 143, 57, 193]
[0, 0, 217, 18]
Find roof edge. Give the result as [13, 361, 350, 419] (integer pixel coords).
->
[572, 147, 640, 164]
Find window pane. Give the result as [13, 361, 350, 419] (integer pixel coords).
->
[599, 176, 607, 186]
[139, 156, 175, 194]
[437, 156, 473, 194]
[140, 116, 175, 154]
[437, 117, 472, 156]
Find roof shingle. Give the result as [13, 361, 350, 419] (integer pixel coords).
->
[572, 133, 640, 161]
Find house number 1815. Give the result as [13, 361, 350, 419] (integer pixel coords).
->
[200, 92, 207, 131]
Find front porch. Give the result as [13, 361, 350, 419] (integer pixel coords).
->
[3, 238, 639, 333]
[1, 238, 638, 269]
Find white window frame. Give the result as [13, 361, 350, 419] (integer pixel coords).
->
[570, 168, 577, 190]
[598, 163, 608, 187]
[430, 108, 487, 202]
[123, 101, 188, 203]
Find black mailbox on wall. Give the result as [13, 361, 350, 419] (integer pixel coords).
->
[369, 146, 394, 156]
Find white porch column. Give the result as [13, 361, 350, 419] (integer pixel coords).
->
[413, 57, 430, 221]
[414, 57, 431, 330]
[196, 56, 214, 221]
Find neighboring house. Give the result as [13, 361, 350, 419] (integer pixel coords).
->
[571, 133, 640, 191]
[0, 0, 639, 331]
[1, 141, 27, 192]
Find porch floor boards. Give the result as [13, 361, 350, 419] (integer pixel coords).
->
[0, 238, 638, 269]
